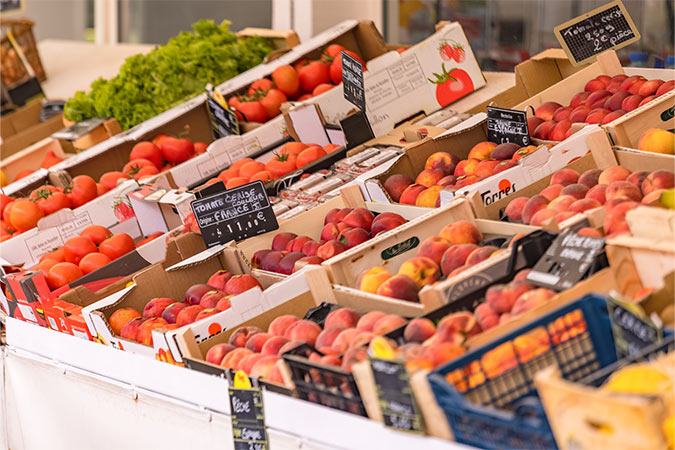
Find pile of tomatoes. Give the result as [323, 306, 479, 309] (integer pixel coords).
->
[33, 225, 162, 290]
[228, 44, 366, 124]
[207, 141, 340, 189]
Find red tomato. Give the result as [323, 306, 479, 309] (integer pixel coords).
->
[152, 134, 171, 149]
[230, 158, 254, 171]
[46, 262, 83, 290]
[429, 65, 474, 107]
[99, 171, 129, 191]
[226, 177, 249, 189]
[129, 141, 163, 169]
[228, 97, 241, 109]
[194, 142, 208, 155]
[323, 143, 342, 153]
[279, 142, 308, 158]
[3, 200, 16, 227]
[14, 169, 34, 181]
[329, 50, 365, 84]
[293, 59, 311, 72]
[38, 258, 57, 274]
[312, 83, 334, 96]
[247, 78, 274, 97]
[8, 199, 43, 232]
[0, 194, 13, 215]
[298, 61, 330, 93]
[249, 171, 274, 183]
[66, 175, 98, 208]
[33, 189, 70, 216]
[0, 220, 12, 236]
[79, 252, 112, 275]
[96, 183, 107, 196]
[135, 166, 159, 180]
[236, 101, 267, 123]
[40, 247, 65, 263]
[265, 152, 297, 178]
[136, 232, 164, 248]
[297, 94, 313, 101]
[29, 185, 61, 200]
[217, 168, 239, 182]
[98, 233, 135, 260]
[260, 89, 287, 119]
[160, 137, 195, 164]
[40, 150, 63, 169]
[322, 44, 347, 62]
[80, 224, 112, 245]
[63, 236, 97, 265]
[272, 65, 300, 97]
[239, 161, 266, 179]
[296, 146, 327, 169]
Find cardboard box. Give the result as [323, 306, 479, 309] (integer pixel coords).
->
[0, 137, 70, 188]
[0, 99, 65, 159]
[127, 185, 195, 237]
[603, 90, 675, 148]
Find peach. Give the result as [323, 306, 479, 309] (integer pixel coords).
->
[176, 305, 204, 326]
[221, 348, 253, 370]
[403, 318, 436, 343]
[493, 160, 517, 174]
[286, 235, 312, 253]
[560, 183, 589, 200]
[398, 256, 441, 288]
[356, 311, 387, 332]
[605, 198, 631, 211]
[490, 143, 520, 160]
[207, 270, 233, 291]
[272, 232, 297, 251]
[199, 290, 226, 309]
[584, 79, 606, 92]
[372, 314, 407, 336]
[603, 201, 638, 236]
[598, 166, 630, 185]
[548, 195, 576, 212]
[376, 274, 419, 302]
[522, 195, 550, 224]
[278, 340, 304, 355]
[454, 159, 480, 177]
[533, 120, 557, 140]
[474, 160, 500, 178]
[415, 186, 442, 207]
[642, 170, 675, 194]
[320, 354, 342, 367]
[535, 101, 563, 120]
[569, 105, 592, 122]
[348, 331, 376, 350]
[321, 222, 340, 241]
[474, 303, 499, 330]
[577, 227, 603, 238]
[301, 240, 322, 257]
[277, 251, 306, 275]
[184, 284, 212, 306]
[585, 108, 610, 124]
[136, 317, 168, 346]
[587, 90, 611, 108]
[216, 297, 232, 311]
[641, 189, 666, 205]
[619, 75, 646, 92]
[485, 284, 517, 314]
[601, 110, 626, 124]
[205, 343, 235, 365]
[245, 332, 273, 352]
[415, 168, 445, 187]
[261, 336, 290, 355]
[656, 80, 675, 96]
[621, 94, 644, 112]
[426, 342, 465, 368]
[383, 174, 414, 202]
[438, 174, 457, 187]
[569, 92, 591, 108]
[342, 347, 368, 372]
[315, 325, 345, 351]
[417, 236, 451, 266]
[228, 326, 262, 348]
[511, 288, 555, 316]
[437, 311, 481, 341]
[399, 183, 427, 205]
[371, 212, 407, 236]
[505, 197, 529, 221]
[550, 169, 580, 187]
[606, 77, 626, 93]
[530, 208, 557, 226]
[512, 145, 537, 161]
[324, 208, 352, 225]
[357, 267, 392, 294]
[251, 250, 271, 268]
[240, 353, 267, 374]
[439, 220, 482, 245]
[465, 245, 498, 266]
[159, 302, 185, 325]
[603, 91, 631, 111]
[330, 328, 359, 352]
[626, 171, 650, 189]
[325, 308, 360, 329]
[251, 356, 281, 381]
[455, 175, 479, 188]
[225, 274, 262, 296]
[109, 308, 141, 335]
[638, 129, 675, 155]
[316, 240, 347, 260]
[569, 198, 602, 213]
[527, 116, 545, 134]
[628, 80, 647, 94]
[268, 315, 299, 336]
[606, 181, 642, 202]
[586, 184, 608, 204]
[555, 211, 576, 223]
[540, 184, 563, 202]
[120, 317, 143, 341]
[549, 120, 572, 141]
[284, 320, 322, 346]
[343, 208, 374, 232]
[425, 152, 460, 175]
[468, 142, 497, 161]
[553, 106, 573, 121]
[337, 228, 369, 249]
[578, 169, 602, 188]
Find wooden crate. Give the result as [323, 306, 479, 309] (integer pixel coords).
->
[603, 90, 675, 148]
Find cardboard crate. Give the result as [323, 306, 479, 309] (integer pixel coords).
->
[0, 99, 65, 159]
[0, 137, 70, 188]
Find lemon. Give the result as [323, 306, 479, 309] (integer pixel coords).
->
[604, 364, 672, 395]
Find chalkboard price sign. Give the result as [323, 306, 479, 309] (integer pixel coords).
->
[607, 297, 662, 359]
[342, 50, 366, 111]
[190, 181, 278, 247]
[526, 230, 606, 292]
[554, 0, 640, 66]
[229, 386, 268, 450]
[206, 92, 239, 139]
[487, 106, 531, 146]
[370, 357, 424, 434]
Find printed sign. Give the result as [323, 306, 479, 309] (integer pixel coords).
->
[370, 357, 424, 434]
[487, 106, 530, 146]
[190, 181, 278, 247]
[554, 0, 640, 66]
[229, 374, 268, 450]
[342, 50, 366, 111]
[607, 297, 662, 358]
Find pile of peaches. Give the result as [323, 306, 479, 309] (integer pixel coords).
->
[251, 207, 407, 275]
[382, 141, 539, 207]
[529, 75, 674, 141]
[356, 220, 514, 303]
[108, 270, 262, 346]
[503, 166, 675, 237]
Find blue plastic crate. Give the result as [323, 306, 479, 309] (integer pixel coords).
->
[427, 294, 618, 450]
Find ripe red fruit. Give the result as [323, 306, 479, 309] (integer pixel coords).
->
[160, 137, 195, 164]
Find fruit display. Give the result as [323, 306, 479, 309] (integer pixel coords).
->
[108, 270, 262, 346]
[250, 207, 407, 275]
[529, 75, 674, 141]
[6, 149, 64, 184]
[638, 128, 675, 155]
[503, 166, 675, 236]
[227, 44, 366, 124]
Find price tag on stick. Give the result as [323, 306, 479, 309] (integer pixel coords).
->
[554, 0, 640, 66]
[487, 106, 531, 146]
[341, 50, 366, 111]
[229, 371, 269, 450]
[190, 181, 278, 247]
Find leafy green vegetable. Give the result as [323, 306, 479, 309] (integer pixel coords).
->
[64, 20, 272, 130]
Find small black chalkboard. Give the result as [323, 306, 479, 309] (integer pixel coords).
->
[342, 51, 366, 111]
[607, 297, 662, 359]
[487, 106, 531, 146]
[229, 386, 268, 450]
[525, 230, 606, 292]
[1, 0, 24, 14]
[190, 180, 278, 247]
[206, 92, 239, 139]
[554, 0, 640, 66]
[370, 357, 424, 434]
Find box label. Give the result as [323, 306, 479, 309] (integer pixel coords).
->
[607, 297, 661, 358]
[191, 181, 278, 247]
[370, 357, 424, 434]
[487, 106, 530, 146]
[381, 237, 420, 260]
[229, 385, 268, 450]
[554, 0, 640, 66]
[342, 50, 366, 111]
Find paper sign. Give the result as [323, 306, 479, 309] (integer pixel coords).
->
[342, 51, 366, 111]
[487, 106, 530, 146]
[554, 0, 640, 66]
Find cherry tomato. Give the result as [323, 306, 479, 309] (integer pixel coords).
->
[298, 61, 330, 94]
[99, 171, 130, 191]
[80, 224, 112, 245]
[79, 252, 112, 275]
[296, 146, 327, 169]
[66, 175, 98, 208]
[98, 233, 135, 260]
[129, 141, 163, 169]
[160, 137, 195, 164]
[272, 65, 300, 98]
[236, 101, 267, 123]
[46, 262, 83, 290]
[260, 89, 287, 119]
[63, 236, 97, 265]
[8, 199, 44, 232]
